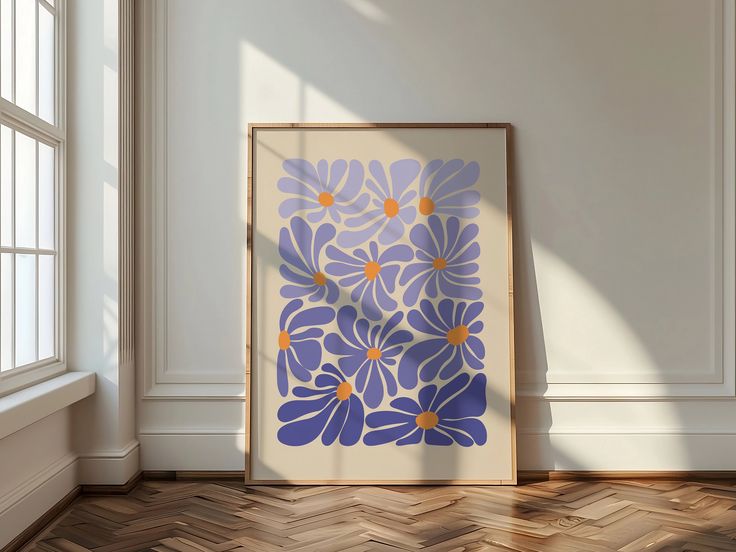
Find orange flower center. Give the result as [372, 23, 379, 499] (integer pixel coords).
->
[336, 381, 352, 401]
[313, 272, 327, 286]
[383, 198, 399, 218]
[415, 411, 439, 430]
[366, 347, 382, 360]
[419, 196, 435, 216]
[364, 261, 381, 281]
[318, 192, 334, 207]
[446, 325, 469, 346]
[278, 330, 291, 350]
[433, 257, 447, 270]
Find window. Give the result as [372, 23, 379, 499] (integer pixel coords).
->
[0, 0, 64, 394]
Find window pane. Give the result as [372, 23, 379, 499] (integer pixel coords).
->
[15, 131, 35, 248]
[39, 5, 54, 123]
[1, 126, 12, 247]
[38, 253, 52, 359]
[0, 253, 11, 371]
[0, 0, 12, 102]
[15, 0, 37, 115]
[38, 141, 53, 249]
[15, 252, 36, 367]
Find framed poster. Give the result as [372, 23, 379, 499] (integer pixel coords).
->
[247, 124, 515, 484]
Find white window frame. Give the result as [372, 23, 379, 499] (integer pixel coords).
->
[0, 0, 65, 396]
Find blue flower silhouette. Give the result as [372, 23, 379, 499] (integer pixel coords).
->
[364, 373, 487, 446]
[325, 241, 413, 320]
[398, 299, 485, 389]
[278, 364, 364, 446]
[400, 215, 481, 306]
[324, 307, 413, 408]
[278, 159, 367, 223]
[276, 299, 335, 396]
[279, 217, 339, 304]
[417, 159, 480, 218]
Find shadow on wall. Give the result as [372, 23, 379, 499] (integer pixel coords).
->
[164, 0, 721, 473]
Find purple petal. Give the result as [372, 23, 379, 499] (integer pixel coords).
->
[438, 347, 464, 380]
[280, 299, 302, 329]
[418, 384, 437, 411]
[410, 223, 440, 258]
[379, 244, 414, 264]
[338, 218, 385, 248]
[288, 306, 335, 332]
[278, 177, 318, 198]
[335, 160, 364, 201]
[398, 339, 446, 389]
[462, 302, 484, 325]
[424, 428, 453, 446]
[340, 396, 364, 446]
[440, 418, 487, 446]
[279, 227, 311, 274]
[389, 159, 421, 198]
[429, 372, 470, 412]
[325, 245, 362, 266]
[283, 159, 321, 191]
[433, 162, 480, 200]
[396, 428, 423, 445]
[364, 422, 415, 446]
[419, 159, 443, 196]
[280, 284, 313, 299]
[368, 161, 391, 197]
[322, 398, 349, 445]
[419, 342, 454, 383]
[407, 308, 444, 336]
[279, 198, 321, 218]
[427, 159, 464, 198]
[377, 216, 403, 246]
[278, 393, 335, 422]
[280, 264, 313, 285]
[389, 397, 422, 415]
[277, 350, 288, 396]
[278, 401, 337, 446]
[437, 373, 487, 419]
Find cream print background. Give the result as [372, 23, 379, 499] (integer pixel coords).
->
[251, 127, 512, 482]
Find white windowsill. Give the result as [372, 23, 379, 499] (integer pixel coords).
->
[0, 372, 96, 440]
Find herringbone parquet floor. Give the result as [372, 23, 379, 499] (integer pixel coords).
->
[21, 479, 736, 551]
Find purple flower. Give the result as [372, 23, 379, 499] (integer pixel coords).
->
[324, 307, 413, 408]
[398, 299, 485, 389]
[338, 159, 419, 247]
[364, 373, 487, 446]
[417, 159, 480, 218]
[277, 364, 364, 446]
[400, 215, 481, 306]
[279, 217, 339, 304]
[325, 241, 413, 321]
[277, 299, 335, 396]
[278, 159, 367, 223]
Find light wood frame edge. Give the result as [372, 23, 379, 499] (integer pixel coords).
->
[245, 123, 516, 485]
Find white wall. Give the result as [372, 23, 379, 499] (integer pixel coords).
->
[68, 0, 138, 484]
[137, 0, 736, 471]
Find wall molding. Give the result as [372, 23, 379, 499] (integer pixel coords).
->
[516, 0, 736, 398]
[137, 0, 244, 400]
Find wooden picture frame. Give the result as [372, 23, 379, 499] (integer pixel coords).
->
[247, 123, 516, 484]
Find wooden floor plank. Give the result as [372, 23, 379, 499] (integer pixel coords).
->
[19, 480, 736, 551]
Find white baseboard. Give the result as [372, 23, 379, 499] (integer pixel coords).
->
[77, 440, 141, 485]
[519, 432, 736, 471]
[139, 431, 736, 472]
[139, 433, 245, 470]
[0, 453, 78, 549]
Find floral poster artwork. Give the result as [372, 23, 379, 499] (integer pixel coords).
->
[276, 156, 488, 446]
[249, 125, 514, 483]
